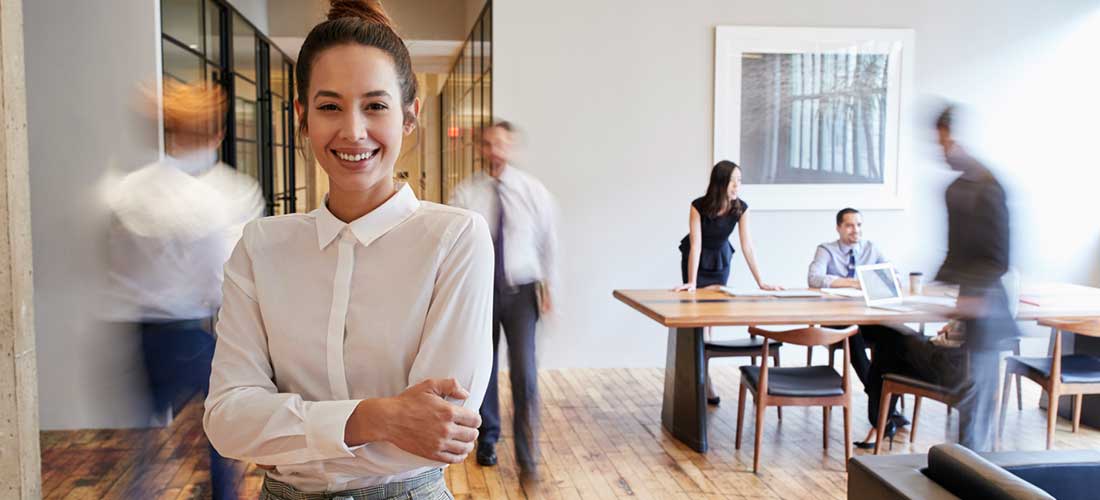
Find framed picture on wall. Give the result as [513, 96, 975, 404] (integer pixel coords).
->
[714, 26, 915, 210]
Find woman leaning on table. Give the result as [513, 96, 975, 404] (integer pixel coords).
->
[676, 160, 782, 405]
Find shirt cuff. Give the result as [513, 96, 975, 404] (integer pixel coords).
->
[305, 399, 362, 461]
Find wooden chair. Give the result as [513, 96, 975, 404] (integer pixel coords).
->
[872, 335, 1024, 455]
[736, 325, 859, 473]
[708, 332, 782, 369]
[874, 374, 960, 454]
[705, 331, 782, 406]
[805, 329, 906, 411]
[1000, 319, 1100, 449]
[805, 342, 844, 368]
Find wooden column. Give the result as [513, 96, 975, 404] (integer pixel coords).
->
[0, 0, 40, 497]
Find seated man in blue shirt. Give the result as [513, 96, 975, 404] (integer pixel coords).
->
[808, 207, 888, 290]
[807, 208, 909, 443]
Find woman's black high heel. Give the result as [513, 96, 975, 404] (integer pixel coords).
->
[707, 396, 721, 406]
[889, 413, 911, 428]
[854, 421, 897, 450]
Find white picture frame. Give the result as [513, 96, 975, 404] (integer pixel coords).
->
[714, 26, 915, 210]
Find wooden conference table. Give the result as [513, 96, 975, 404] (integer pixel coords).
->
[612, 283, 1100, 452]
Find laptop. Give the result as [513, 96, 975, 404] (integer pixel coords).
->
[855, 263, 916, 312]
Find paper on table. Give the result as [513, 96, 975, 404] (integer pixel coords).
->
[719, 287, 822, 298]
[719, 287, 772, 297]
[822, 288, 864, 298]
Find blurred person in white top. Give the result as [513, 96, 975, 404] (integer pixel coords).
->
[106, 81, 262, 499]
[202, 1, 493, 498]
[107, 81, 263, 322]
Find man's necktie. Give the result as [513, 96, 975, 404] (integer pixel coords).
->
[493, 182, 507, 289]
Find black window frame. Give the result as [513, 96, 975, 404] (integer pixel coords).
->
[160, 0, 300, 215]
[441, 1, 492, 203]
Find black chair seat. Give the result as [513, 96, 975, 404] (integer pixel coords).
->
[1008, 355, 1100, 384]
[740, 365, 844, 397]
[883, 373, 954, 397]
[705, 337, 782, 353]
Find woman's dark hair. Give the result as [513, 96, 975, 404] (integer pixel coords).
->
[295, 0, 419, 135]
[698, 160, 744, 218]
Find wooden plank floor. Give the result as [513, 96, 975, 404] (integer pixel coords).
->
[41, 366, 1100, 499]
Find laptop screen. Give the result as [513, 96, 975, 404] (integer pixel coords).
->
[859, 267, 901, 302]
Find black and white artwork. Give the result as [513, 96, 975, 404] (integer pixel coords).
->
[714, 27, 914, 209]
[740, 52, 888, 185]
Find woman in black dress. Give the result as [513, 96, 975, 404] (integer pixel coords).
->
[676, 161, 782, 404]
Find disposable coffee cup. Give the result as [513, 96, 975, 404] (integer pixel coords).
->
[909, 272, 924, 295]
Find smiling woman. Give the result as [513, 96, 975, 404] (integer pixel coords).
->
[202, 1, 495, 499]
[296, 43, 418, 221]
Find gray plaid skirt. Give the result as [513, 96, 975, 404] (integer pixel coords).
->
[260, 468, 452, 500]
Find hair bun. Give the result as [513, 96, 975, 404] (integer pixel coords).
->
[327, 0, 393, 27]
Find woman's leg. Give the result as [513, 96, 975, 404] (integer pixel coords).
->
[704, 327, 719, 402]
[698, 268, 727, 404]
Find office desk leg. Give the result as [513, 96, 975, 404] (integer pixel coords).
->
[662, 326, 707, 452]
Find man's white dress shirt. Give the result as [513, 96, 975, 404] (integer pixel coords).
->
[449, 166, 558, 291]
[204, 184, 494, 492]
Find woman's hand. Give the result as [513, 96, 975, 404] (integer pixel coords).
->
[675, 282, 697, 292]
[345, 378, 481, 464]
[759, 283, 785, 291]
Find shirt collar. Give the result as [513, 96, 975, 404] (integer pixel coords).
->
[312, 183, 420, 250]
[163, 149, 218, 176]
[494, 164, 518, 187]
[837, 239, 862, 255]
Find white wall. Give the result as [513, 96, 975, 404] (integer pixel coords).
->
[25, 0, 162, 429]
[493, 0, 1100, 368]
[227, 0, 269, 34]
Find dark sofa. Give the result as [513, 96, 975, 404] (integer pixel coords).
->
[848, 444, 1100, 499]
